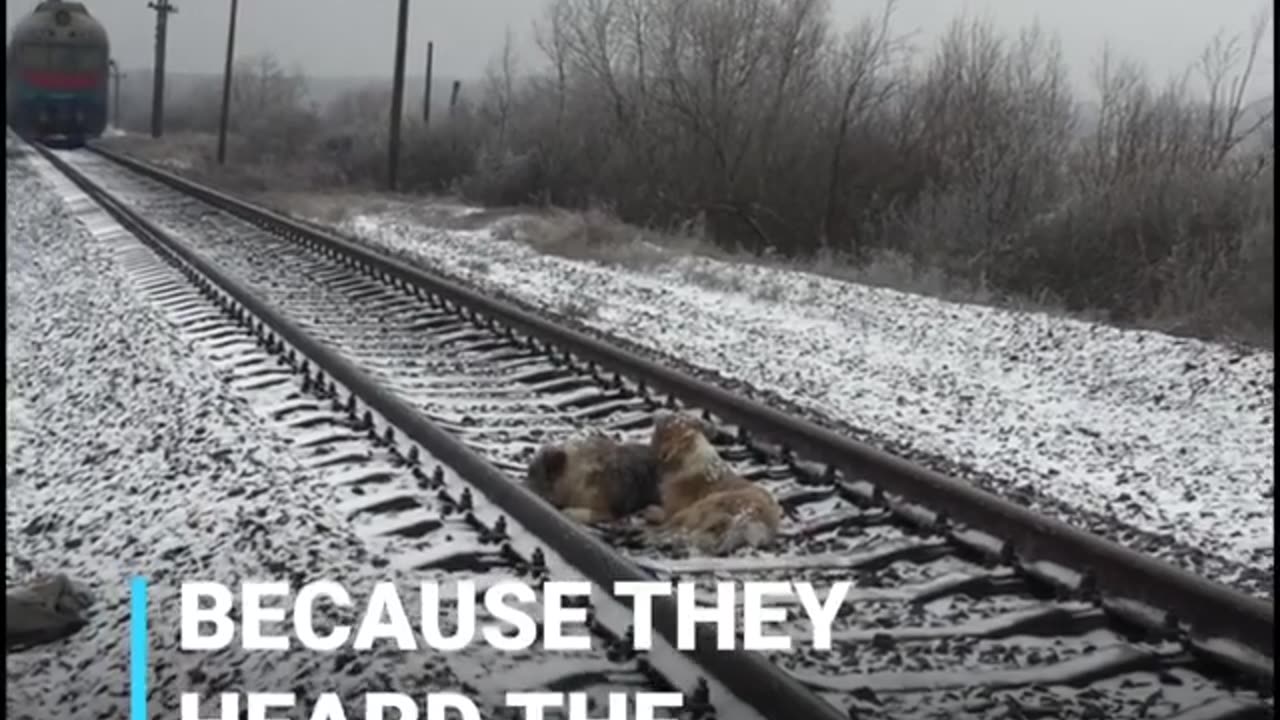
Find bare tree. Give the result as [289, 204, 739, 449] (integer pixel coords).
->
[820, 0, 900, 250]
[230, 54, 309, 130]
[480, 27, 520, 151]
[326, 84, 392, 129]
[1195, 7, 1274, 169]
[534, 1, 573, 138]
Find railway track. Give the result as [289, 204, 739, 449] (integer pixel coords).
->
[23, 141, 761, 720]
[23, 139, 1274, 720]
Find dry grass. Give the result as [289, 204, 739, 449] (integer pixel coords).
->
[95, 132, 211, 169]
[496, 205, 1091, 321]
[491, 208, 708, 272]
[253, 191, 401, 225]
[97, 131, 354, 199]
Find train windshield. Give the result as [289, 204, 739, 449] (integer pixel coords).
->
[34, 2, 89, 13]
[17, 44, 103, 72]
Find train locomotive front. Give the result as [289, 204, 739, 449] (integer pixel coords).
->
[6, 2, 111, 147]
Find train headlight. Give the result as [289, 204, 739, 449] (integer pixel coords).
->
[55, 10, 72, 26]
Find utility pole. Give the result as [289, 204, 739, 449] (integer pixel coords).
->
[423, 41, 434, 128]
[147, 0, 177, 138]
[387, 0, 411, 191]
[107, 59, 122, 129]
[216, 0, 239, 164]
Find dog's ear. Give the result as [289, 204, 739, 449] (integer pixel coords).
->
[695, 416, 720, 441]
[649, 411, 674, 446]
[528, 444, 568, 477]
[652, 410, 681, 434]
[542, 446, 568, 475]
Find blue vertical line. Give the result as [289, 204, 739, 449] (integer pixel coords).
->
[130, 576, 149, 720]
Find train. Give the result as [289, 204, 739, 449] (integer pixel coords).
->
[6, 1, 111, 148]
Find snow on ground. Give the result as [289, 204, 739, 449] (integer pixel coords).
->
[327, 207, 1274, 589]
[5, 144, 502, 717]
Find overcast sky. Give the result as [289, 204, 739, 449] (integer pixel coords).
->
[7, 0, 1274, 98]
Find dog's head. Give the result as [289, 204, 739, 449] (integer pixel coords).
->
[650, 411, 716, 465]
[525, 443, 569, 501]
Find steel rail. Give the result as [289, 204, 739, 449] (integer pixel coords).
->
[35, 142, 848, 720]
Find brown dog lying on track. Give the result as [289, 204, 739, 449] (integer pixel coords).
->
[524, 432, 662, 524]
[646, 410, 784, 555]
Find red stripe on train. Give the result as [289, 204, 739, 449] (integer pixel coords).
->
[22, 70, 103, 91]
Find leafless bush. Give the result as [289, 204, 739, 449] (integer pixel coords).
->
[158, 54, 320, 161]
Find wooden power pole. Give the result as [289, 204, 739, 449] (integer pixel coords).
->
[423, 41, 434, 128]
[387, 0, 411, 191]
[107, 59, 122, 129]
[147, 0, 177, 138]
[216, 0, 240, 164]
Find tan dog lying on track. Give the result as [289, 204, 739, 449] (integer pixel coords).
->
[646, 411, 784, 555]
[524, 432, 662, 524]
